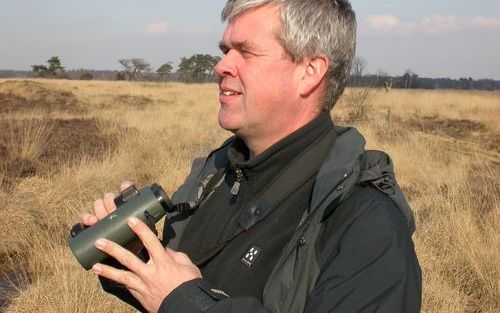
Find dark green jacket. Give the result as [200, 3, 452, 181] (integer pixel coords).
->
[103, 126, 421, 312]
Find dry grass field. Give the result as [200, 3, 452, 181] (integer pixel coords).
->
[0, 79, 498, 312]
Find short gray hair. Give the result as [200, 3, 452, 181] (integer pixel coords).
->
[222, 0, 356, 111]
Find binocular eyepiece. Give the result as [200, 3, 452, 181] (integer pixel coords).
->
[68, 184, 173, 270]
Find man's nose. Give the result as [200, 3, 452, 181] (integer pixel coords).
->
[214, 52, 237, 78]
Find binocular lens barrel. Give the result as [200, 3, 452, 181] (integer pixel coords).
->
[68, 184, 172, 270]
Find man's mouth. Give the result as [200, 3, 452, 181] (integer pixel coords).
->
[221, 91, 240, 96]
[219, 86, 242, 97]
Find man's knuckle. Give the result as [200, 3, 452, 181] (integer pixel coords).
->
[104, 193, 114, 204]
[122, 274, 131, 286]
[144, 237, 156, 249]
[122, 252, 135, 265]
[104, 192, 115, 199]
[92, 199, 103, 209]
[120, 181, 132, 191]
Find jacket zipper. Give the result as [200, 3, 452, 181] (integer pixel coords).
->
[230, 167, 243, 195]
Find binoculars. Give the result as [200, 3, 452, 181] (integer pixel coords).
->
[68, 184, 173, 270]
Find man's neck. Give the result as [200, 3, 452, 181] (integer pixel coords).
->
[244, 110, 326, 158]
[246, 137, 285, 158]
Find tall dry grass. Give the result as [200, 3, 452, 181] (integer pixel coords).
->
[0, 79, 498, 312]
[7, 118, 53, 161]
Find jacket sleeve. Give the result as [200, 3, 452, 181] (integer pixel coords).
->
[303, 188, 422, 312]
[158, 278, 268, 313]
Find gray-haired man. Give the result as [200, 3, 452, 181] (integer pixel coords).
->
[83, 1, 422, 312]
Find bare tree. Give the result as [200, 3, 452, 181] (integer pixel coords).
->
[345, 56, 377, 122]
[384, 78, 393, 93]
[375, 69, 393, 93]
[350, 56, 368, 78]
[118, 58, 150, 81]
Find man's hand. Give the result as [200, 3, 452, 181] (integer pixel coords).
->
[79, 181, 133, 226]
[92, 216, 202, 313]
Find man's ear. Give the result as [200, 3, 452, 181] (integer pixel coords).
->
[298, 55, 329, 97]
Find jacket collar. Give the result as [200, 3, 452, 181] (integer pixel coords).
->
[310, 126, 365, 212]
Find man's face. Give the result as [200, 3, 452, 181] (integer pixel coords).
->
[215, 5, 304, 141]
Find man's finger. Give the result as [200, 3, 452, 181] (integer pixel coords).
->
[93, 199, 108, 219]
[92, 262, 143, 291]
[94, 238, 148, 277]
[120, 180, 133, 192]
[103, 192, 117, 212]
[127, 217, 167, 263]
[79, 213, 98, 226]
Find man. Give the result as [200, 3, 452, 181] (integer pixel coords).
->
[80, 0, 422, 312]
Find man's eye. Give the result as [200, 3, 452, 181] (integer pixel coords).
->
[241, 50, 255, 58]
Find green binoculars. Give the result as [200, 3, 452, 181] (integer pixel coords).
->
[68, 184, 173, 270]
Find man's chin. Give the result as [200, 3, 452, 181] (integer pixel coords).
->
[217, 119, 236, 132]
[218, 114, 240, 133]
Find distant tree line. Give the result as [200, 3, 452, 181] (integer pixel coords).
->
[348, 71, 500, 91]
[347, 57, 500, 91]
[26, 54, 220, 83]
[0, 55, 497, 90]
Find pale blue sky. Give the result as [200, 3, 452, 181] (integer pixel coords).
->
[1, 0, 499, 79]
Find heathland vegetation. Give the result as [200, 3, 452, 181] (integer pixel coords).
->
[0, 79, 498, 312]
